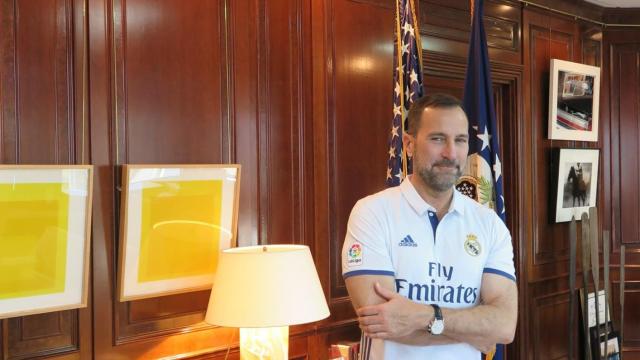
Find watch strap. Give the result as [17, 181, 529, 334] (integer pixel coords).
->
[431, 304, 442, 320]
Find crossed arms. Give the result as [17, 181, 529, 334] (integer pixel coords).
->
[345, 272, 517, 353]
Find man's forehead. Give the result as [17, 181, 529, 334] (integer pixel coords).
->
[420, 106, 468, 126]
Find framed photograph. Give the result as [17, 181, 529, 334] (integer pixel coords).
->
[589, 327, 620, 360]
[598, 336, 620, 360]
[0, 165, 93, 319]
[548, 59, 601, 141]
[580, 289, 612, 328]
[553, 148, 599, 223]
[118, 164, 241, 301]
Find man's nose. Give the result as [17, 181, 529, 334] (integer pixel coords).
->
[441, 140, 457, 160]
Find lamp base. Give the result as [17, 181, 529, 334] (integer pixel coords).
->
[240, 326, 289, 360]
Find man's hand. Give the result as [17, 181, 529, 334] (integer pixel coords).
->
[356, 283, 431, 339]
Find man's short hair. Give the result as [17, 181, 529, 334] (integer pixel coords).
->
[406, 93, 463, 135]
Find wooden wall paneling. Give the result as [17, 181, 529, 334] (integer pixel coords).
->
[610, 41, 640, 250]
[0, 0, 18, 163]
[521, 8, 581, 359]
[523, 8, 581, 280]
[111, 0, 227, 345]
[603, 8, 640, 26]
[618, 280, 640, 355]
[259, 0, 313, 248]
[328, 0, 393, 304]
[611, 272, 640, 356]
[0, 0, 92, 358]
[311, 0, 401, 350]
[532, 290, 571, 360]
[234, 0, 260, 249]
[602, 29, 640, 259]
[90, 0, 242, 357]
[310, 0, 363, 352]
[602, 28, 640, 358]
[419, 0, 521, 64]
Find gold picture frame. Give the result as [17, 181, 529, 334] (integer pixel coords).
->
[118, 164, 241, 301]
[0, 165, 93, 319]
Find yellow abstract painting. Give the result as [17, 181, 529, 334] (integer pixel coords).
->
[137, 180, 223, 282]
[0, 183, 69, 299]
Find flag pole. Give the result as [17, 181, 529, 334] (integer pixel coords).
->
[394, 0, 408, 180]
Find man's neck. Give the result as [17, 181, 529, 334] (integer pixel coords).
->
[409, 175, 454, 219]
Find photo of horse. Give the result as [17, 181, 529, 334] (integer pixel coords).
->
[561, 162, 593, 208]
[553, 148, 600, 223]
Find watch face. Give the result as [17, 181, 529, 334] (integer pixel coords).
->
[431, 320, 444, 335]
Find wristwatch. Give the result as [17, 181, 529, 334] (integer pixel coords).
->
[427, 304, 444, 335]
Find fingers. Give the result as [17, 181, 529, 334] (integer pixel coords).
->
[360, 323, 386, 334]
[358, 314, 381, 326]
[356, 305, 380, 317]
[360, 322, 391, 339]
[373, 282, 397, 300]
[365, 331, 391, 339]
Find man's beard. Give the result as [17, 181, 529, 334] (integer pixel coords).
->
[416, 159, 463, 192]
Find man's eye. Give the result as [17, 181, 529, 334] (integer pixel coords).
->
[430, 137, 445, 142]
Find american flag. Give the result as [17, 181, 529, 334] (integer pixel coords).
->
[457, 1, 506, 359]
[386, 0, 423, 187]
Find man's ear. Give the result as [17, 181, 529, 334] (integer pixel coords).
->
[402, 133, 414, 158]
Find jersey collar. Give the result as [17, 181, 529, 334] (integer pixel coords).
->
[400, 176, 465, 217]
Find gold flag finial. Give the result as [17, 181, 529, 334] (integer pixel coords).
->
[470, 0, 474, 25]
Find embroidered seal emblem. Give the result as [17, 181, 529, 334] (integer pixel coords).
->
[464, 234, 481, 257]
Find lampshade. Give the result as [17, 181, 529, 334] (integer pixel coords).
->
[205, 245, 330, 328]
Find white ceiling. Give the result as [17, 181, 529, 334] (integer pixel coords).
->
[584, 0, 640, 7]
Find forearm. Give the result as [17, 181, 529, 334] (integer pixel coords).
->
[443, 302, 516, 345]
[387, 303, 503, 351]
[393, 330, 457, 346]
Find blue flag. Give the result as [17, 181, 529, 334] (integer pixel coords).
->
[456, 0, 506, 223]
[456, 1, 507, 359]
[386, 0, 423, 187]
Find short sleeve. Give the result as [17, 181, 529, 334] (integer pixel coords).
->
[482, 217, 516, 282]
[342, 198, 395, 279]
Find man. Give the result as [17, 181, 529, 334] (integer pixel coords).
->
[342, 94, 517, 359]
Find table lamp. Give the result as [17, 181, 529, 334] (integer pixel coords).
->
[205, 245, 330, 359]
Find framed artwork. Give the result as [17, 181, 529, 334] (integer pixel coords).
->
[589, 327, 620, 360]
[0, 165, 93, 319]
[597, 335, 620, 360]
[548, 59, 601, 142]
[552, 148, 599, 223]
[118, 164, 241, 301]
[579, 289, 612, 328]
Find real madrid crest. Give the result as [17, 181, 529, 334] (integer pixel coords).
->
[464, 234, 481, 257]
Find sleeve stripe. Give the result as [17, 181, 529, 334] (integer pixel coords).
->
[483, 267, 516, 282]
[343, 269, 395, 279]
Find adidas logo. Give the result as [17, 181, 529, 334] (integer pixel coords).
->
[399, 235, 418, 247]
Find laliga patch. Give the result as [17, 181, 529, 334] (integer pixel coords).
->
[464, 234, 481, 257]
[347, 243, 363, 267]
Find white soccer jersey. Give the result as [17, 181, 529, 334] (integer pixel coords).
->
[342, 178, 516, 360]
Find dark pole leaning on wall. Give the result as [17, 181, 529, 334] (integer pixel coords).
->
[620, 245, 625, 360]
[581, 212, 592, 360]
[569, 216, 577, 360]
[589, 207, 600, 360]
[603, 231, 610, 358]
